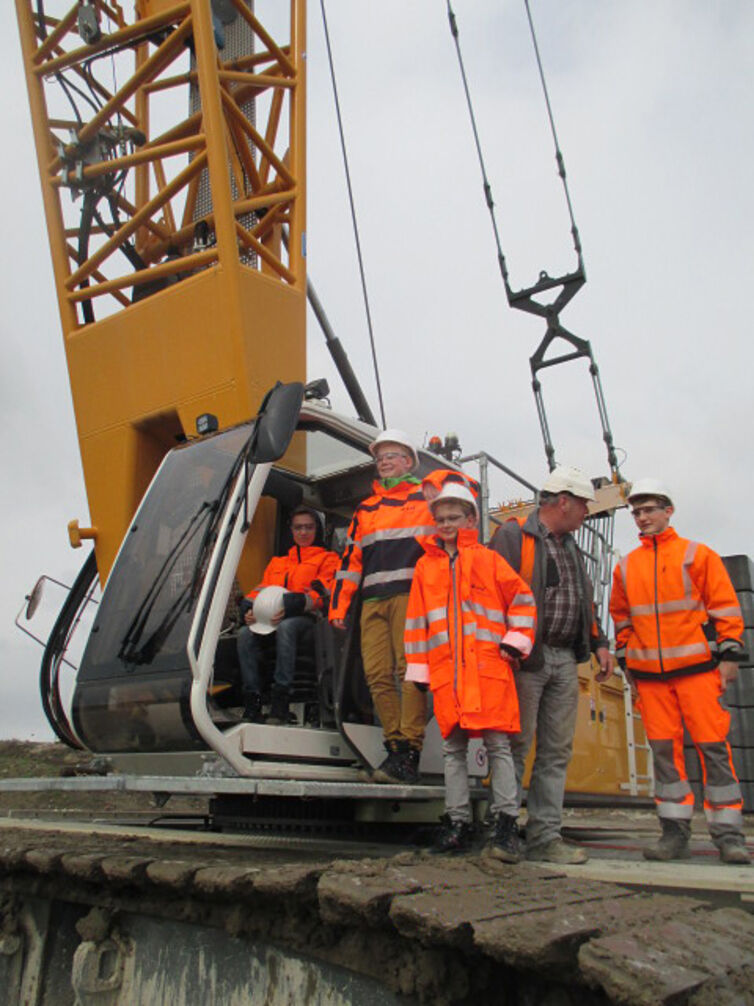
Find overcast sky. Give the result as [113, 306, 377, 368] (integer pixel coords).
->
[1, 1, 753, 740]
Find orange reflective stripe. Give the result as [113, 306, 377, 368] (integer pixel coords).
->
[629, 599, 704, 617]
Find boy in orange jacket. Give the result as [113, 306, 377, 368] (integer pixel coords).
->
[405, 484, 537, 857]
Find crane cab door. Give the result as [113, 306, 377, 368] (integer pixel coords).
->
[71, 384, 303, 757]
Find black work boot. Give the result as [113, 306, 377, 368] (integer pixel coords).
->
[397, 746, 421, 785]
[430, 814, 473, 855]
[485, 812, 522, 864]
[643, 818, 691, 861]
[717, 835, 751, 865]
[267, 685, 296, 725]
[242, 691, 264, 723]
[372, 740, 408, 783]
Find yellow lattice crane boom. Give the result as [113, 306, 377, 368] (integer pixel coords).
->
[16, 0, 306, 583]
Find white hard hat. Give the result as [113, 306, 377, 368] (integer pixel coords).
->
[249, 585, 287, 635]
[627, 478, 674, 507]
[541, 465, 596, 502]
[429, 483, 478, 517]
[368, 429, 418, 469]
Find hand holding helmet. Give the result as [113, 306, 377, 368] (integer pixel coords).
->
[248, 585, 288, 635]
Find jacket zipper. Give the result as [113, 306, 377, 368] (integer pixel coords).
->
[450, 551, 461, 694]
[653, 537, 665, 674]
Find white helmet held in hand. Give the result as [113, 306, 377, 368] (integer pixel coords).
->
[541, 465, 596, 502]
[429, 483, 478, 517]
[627, 478, 674, 507]
[368, 429, 418, 469]
[250, 585, 288, 635]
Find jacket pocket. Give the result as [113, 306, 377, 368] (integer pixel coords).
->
[477, 653, 512, 682]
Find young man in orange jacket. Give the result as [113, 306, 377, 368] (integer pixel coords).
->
[405, 483, 537, 856]
[238, 506, 339, 725]
[610, 479, 750, 864]
[330, 430, 435, 784]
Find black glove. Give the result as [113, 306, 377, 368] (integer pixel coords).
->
[500, 643, 522, 668]
[414, 682, 429, 693]
[282, 592, 307, 618]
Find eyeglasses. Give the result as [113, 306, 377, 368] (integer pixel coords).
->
[630, 505, 666, 518]
[375, 451, 408, 463]
[291, 523, 316, 532]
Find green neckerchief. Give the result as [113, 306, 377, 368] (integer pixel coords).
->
[380, 475, 421, 490]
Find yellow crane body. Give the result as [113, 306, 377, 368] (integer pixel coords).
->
[16, 0, 307, 583]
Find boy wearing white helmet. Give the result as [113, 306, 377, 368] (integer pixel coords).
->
[405, 483, 537, 856]
[490, 465, 613, 864]
[330, 429, 435, 784]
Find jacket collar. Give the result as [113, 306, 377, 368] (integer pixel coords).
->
[639, 525, 678, 547]
[423, 526, 479, 557]
[371, 476, 421, 497]
[286, 544, 324, 561]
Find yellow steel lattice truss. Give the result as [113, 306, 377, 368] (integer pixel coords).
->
[17, 0, 307, 581]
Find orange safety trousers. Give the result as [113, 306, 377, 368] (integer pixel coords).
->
[636, 670, 743, 830]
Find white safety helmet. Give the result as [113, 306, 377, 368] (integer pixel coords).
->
[249, 585, 288, 635]
[368, 428, 418, 469]
[627, 478, 674, 507]
[540, 465, 596, 502]
[429, 483, 478, 518]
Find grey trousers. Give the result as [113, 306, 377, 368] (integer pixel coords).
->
[443, 727, 518, 824]
[511, 644, 579, 849]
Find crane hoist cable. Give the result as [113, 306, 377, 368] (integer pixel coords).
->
[320, 0, 387, 428]
[446, 1, 622, 481]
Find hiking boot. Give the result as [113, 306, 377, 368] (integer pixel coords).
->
[485, 812, 522, 863]
[373, 741, 406, 783]
[527, 838, 588, 865]
[372, 740, 408, 784]
[242, 691, 265, 723]
[430, 814, 473, 855]
[717, 835, 751, 865]
[396, 746, 421, 785]
[643, 819, 691, 862]
[266, 686, 297, 725]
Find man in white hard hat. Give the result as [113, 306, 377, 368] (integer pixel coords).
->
[610, 479, 749, 864]
[330, 429, 435, 784]
[490, 465, 614, 864]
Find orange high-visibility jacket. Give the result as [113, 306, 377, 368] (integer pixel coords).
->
[610, 527, 744, 680]
[404, 529, 537, 737]
[248, 545, 340, 612]
[329, 480, 434, 621]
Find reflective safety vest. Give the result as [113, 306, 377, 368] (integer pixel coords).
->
[248, 545, 340, 612]
[329, 479, 435, 620]
[610, 526, 744, 680]
[404, 529, 537, 737]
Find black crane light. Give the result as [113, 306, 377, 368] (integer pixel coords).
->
[196, 413, 219, 436]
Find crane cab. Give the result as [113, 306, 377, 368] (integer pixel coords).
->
[69, 385, 460, 781]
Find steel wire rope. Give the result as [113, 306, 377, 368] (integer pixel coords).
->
[446, 1, 585, 281]
[445, 1, 509, 287]
[523, 0, 582, 264]
[319, 0, 386, 428]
